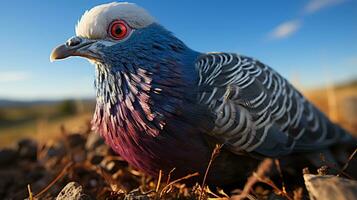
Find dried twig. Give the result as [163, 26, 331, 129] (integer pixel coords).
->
[319, 157, 353, 179]
[233, 159, 273, 200]
[155, 170, 163, 192]
[319, 153, 353, 178]
[200, 144, 222, 199]
[293, 187, 303, 200]
[27, 184, 34, 200]
[338, 147, 357, 177]
[253, 172, 294, 200]
[99, 167, 120, 192]
[34, 162, 73, 198]
[166, 168, 176, 185]
[216, 187, 230, 198]
[232, 158, 293, 200]
[230, 189, 257, 200]
[204, 186, 220, 198]
[274, 159, 287, 194]
[159, 172, 199, 197]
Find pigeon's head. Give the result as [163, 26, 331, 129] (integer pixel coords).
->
[50, 2, 187, 66]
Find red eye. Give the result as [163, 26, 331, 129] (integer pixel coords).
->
[108, 20, 130, 40]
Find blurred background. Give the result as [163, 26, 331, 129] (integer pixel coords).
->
[0, 0, 356, 146]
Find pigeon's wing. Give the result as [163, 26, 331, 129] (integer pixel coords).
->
[196, 53, 350, 157]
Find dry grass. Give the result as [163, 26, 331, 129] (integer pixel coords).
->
[302, 83, 357, 135]
[0, 82, 356, 199]
[0, 113, 92, 147]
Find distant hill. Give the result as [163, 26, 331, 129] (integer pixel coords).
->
[0, 99, 57, 108]
[335, 79, 357, 90]
[0, 98, 95, 108]
[0, 99, 95, 138]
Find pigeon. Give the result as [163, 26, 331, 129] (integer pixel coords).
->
[51, 2, 356, 185]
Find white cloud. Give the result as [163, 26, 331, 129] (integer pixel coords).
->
[304, 0, 345, 14]
[267, 0, 347, 41]
[0, 71, 30, 82]
[269, 20, 301, 40]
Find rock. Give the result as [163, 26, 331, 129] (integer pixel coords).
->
[85, 132, 104, 150]
[25, 165, 45, 182]
[94, 145, 111, 156]
[47, 141, 66, 158]
[42, 141, 67, 169]
[67, 134, 86, 148]
[124, 189, 150, 200]
[124, 194, 149, 200]
[267, 193, 286, 200]
[304, 174, 357, 200]
[0, 148, 17, 166]
[317, 165, 328, 175]
[88, 153, 104, 165]
[89, 179, 98, 187]
[0, 170, 14, 198]
[73, 150, 86, 163]
[101, 159, 128, 174]
[17, 138, 38, 161]
[56, 182, 92, 200]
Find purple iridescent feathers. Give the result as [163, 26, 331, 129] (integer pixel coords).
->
[91, 24, 209, 176]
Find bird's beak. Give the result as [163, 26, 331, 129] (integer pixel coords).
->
[50, 36, 99, 62]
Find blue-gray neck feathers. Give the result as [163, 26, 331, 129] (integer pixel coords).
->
[92, 23, 201, 138]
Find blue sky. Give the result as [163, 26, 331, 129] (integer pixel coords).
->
[0, 0, 356, 100]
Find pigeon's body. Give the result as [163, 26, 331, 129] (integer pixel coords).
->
[91, 23, 211, 177]
[51, 2, 356, 185]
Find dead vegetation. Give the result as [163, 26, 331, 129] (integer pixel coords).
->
[0, 82, 356, 199]
[0, 123, 355, 200]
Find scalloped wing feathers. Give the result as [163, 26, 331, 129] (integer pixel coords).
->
[196, 53, 351, 157]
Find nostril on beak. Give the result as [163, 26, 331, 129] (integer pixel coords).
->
[66, 37, 82, 47]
